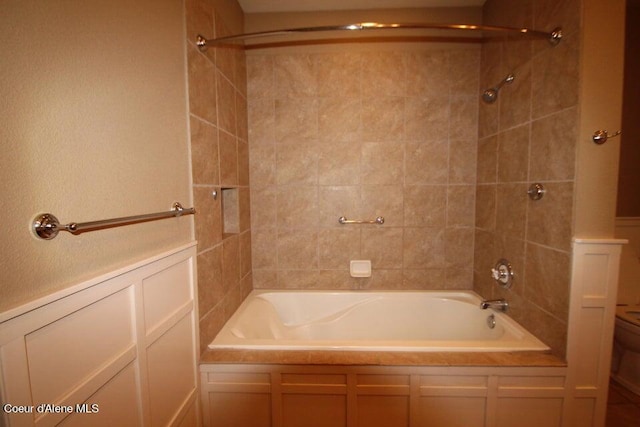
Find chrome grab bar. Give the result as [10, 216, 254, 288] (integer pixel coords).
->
[32, 202, 195, 240]
[338, 216, 385, 225]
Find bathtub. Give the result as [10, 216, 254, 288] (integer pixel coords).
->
[209, 290, 549, 352]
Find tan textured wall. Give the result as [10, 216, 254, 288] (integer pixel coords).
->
[184, 0, 252, 353]
[474, 0, 582, 357]
[246, 9, 482, 290]
[0, 0, 192, 313]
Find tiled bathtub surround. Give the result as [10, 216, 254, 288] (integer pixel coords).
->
[185, 0, 252, 354]
[248, 46, 480, 291]
[474, 0, 581, 357]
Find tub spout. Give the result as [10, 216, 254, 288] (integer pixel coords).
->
[480, 298, 509, 312]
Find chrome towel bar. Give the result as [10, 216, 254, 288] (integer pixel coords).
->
[32, 202, 195, 240]
[338, 216, 385, 225]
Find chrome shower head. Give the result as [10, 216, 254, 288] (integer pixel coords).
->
[482, 73, 515, 104]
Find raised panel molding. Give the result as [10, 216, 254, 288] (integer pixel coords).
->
[0, 243, 199, 427]
[200, 365, 568, 427]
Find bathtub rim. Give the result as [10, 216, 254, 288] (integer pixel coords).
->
[209, 289, 551, 353]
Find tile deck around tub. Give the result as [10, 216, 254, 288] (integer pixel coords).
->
[201, 349, 566, 367]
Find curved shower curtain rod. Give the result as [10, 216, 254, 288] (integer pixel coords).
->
[196, 22, 562, 50]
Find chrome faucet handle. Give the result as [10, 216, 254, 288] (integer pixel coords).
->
[490, 259, 514, 289]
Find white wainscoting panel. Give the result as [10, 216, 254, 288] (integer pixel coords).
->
[0, 242, 199, 427]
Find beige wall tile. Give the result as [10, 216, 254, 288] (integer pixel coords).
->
[449, 49, 481, 95]
[249, 142, 276, 186]
[252, 269, 278, 289]
[405, 141, 448, 184]
[247, 55, 274, 99]
[405, 96, 450, 141]
[445, 228, 475, 268]
[276, 186, 318, 228]
[532, 32, 579, 119]
[449, 139, 477, 184]
[252, 228, 277, 269]
[251, 185, 277, 229]
[499, 64, 532, 129]
[238, 187, 251, 232]
[526, 181, 574, 251]
[450, 96, 478, 140]
[318, 97, 361, 142]
[275, 98, 318, 142]
[276, 140, 318, 185]
[404, 185, 447, 227]
[238, 140, 249, 185]
[477, 135, 498, 183]
[359, 269, 404, 290]
[222, 234, 240, 292]
[361, 97, 405, 142]
[361, 185, 403, 227]
[277, 229, 318, 269]
[190, 116, 219, 185]
[318, 228, 361, 270]
[314, 52, 363, 97]
[274, 54, 317, 97]
[197, 246, 223, 316]
[361, 142, 404, 185]
[185, 0, 213, 48]
[187, 44, 217, 124]
[529, 107, 577, 181]
[278, 270, 321, 289]
[239, 231, 252, 278]
[406, 51, 449, 97]
[247, 47, 485, 293]
[218, 130, 238, 185]
[193, 186, 222, 251]
[189, 2, 252, 354]
[361, 52, 407, 97]
[248, 98, 274, 144]
[403, 227, 446, 269]
[403, 269, 447, 290]
[447, 185, 476, 227]
[524, 243, 570, 321]
[318, 186, 360, 228]
[361, 228, 404, 269]
[475, 184, 496, 231]
[495, 183, 528, 240]
[318, 141, 360, 186]
[497, 124, 529, 182]
[217, 71, 237, 134]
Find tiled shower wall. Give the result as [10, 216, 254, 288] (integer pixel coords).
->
[248, 46, 480, 290]
[474, 0, 581, 357]
[185, 0, 252, 354]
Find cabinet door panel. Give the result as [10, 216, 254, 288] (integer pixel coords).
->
[496, 398, 563, 427]
[209, 392, 271, 427]
[357, 395, 409, 427]
[416, 397, 486, 427]
[282, 394, 346, 427]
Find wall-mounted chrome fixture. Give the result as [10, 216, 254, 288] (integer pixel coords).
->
[196, 24, 562, 51]
[491, 259, 514, 289]
[592, 129, 622, 145]
[482, 73, 515, 104]
[527, 183, 546, 201]
[32, 202, 195, 240]
[339, 216, 384, 225]
[480, 298, 509, 312]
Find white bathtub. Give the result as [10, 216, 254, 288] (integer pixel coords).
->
[209, 290, 550, 352]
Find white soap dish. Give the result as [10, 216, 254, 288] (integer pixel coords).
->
[350, 260, 372, 278]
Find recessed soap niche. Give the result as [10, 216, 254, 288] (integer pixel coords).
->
[221, 187, 239, 237]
